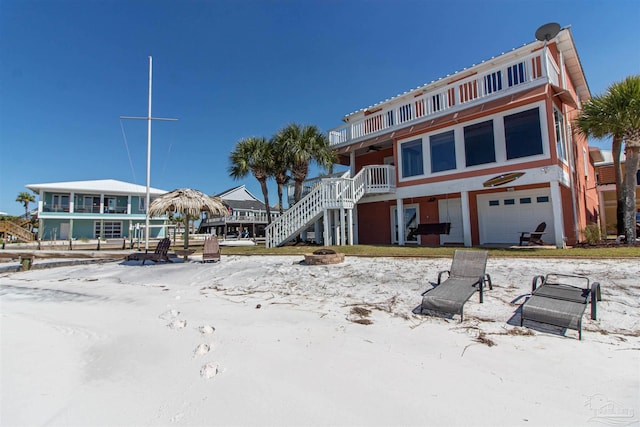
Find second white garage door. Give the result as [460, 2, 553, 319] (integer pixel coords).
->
[477, 189, 555, 245]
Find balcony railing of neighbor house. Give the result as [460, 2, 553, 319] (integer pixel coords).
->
[266, 165, 395, 247]
[329, 50, 559, 147]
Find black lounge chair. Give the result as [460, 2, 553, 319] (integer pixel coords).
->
[420, 250, 492, 321]
[519, 222, 546, 246]
[202, 236, 221, 263]
[127, 238, 172, 265]
[520, 273, 601, 340]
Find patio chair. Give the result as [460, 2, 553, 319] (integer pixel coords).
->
[202, 235, 221, 263]
[519, 222, 546, 246]
[127, 237, 172, 265]
[520, 273, 601, 340]
[420, 250, 492, 321]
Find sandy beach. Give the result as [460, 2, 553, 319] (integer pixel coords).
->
[1, 254, 638, 426]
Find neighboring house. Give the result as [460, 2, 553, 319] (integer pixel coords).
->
[267, 26, 598, 248]
[198, 185, 279, 237]
[591, 148, 640, 236]
[26, 179, 169, 240]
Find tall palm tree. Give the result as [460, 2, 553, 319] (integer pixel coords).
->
[270, 136, 290, 215]
[228, 137, 274, 224]
[274, 123, 335, 204]
[575, 75, 640, 243]
[16, 191, 35, 219]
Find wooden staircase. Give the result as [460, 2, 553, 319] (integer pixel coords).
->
[266, 165, 395, 247]
[0, 219, 35, 242]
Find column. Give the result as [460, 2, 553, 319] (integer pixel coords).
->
[347, 208, 354, 245]
[550, 181, 566, 248]
[69, 192, 75, 213]
[340, 207, 346, 245]
[323, 210, 330, 246]
[397, 198, 404, 246]
[461, 191, 472, 247]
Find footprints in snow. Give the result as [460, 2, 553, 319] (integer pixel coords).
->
[159, 308, 219, 379]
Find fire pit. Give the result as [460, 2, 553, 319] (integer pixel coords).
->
[304, 249, 345, 265]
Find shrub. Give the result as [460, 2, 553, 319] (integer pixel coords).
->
[583, 223, 601, 245]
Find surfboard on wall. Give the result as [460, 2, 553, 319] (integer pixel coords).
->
[482, 172, 525, 188]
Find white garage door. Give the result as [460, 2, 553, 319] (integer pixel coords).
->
[477, 189, 554, 245]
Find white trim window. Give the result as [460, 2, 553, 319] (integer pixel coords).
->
[400, 139, 424, 178]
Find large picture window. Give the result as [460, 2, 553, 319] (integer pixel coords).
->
[504, 108, 543, 159]
[430, 130, 456, 172]
[401, 139, 424, 178]
[464, 120, 495, 166]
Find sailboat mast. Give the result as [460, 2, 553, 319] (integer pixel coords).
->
[145, 56, 152, 251]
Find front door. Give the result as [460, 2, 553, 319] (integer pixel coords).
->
[391, 205, 419, 244]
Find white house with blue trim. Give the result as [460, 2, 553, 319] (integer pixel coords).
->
[26, 179, 169, 240]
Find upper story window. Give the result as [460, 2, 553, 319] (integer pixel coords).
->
[430, 130, 456, 173]
[504, 107, 543, 160]
[400, 139, 424, 178]
[554, 108, 567, 162]
[51, 194, 70, 212]
[464, 120, 495, 167]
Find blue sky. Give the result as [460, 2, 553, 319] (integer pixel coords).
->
[1, 0, 639, 215]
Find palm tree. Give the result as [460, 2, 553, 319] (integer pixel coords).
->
[270, 136, 290, 215]
[228, 137, 274, 224]
[575, 75, 640, 243]
[273, 123, 335, 204]
[16, 192, 35, 219]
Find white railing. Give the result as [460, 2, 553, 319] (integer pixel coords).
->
[266, 165, 395, 247]
[329, 50, 559, 146]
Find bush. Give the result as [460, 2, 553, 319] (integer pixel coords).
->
[582, 223, 601, 245]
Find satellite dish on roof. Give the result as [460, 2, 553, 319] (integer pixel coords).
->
[535, 22, 561, 42]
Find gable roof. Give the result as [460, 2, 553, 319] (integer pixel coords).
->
[215, 185, 262, 202]
[26, 179, 168, 195]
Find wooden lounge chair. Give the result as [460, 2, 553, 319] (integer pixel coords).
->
[520, 273, 601, 340]
[202, 235, 221, 263]
[519, 222, 546, 246]
[127, 238, 172, 265]
[420, 250, 492, 321]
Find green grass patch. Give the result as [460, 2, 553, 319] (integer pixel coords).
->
[219, 244, 640, 258]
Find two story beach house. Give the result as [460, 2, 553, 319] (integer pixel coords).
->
[26, 179, 169, 240]
[266, 26, 598, 248]
[198, 185, 279, 238]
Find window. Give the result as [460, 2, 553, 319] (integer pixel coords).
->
[504, 108, 543, 159]
[139, 197, 146, 212]
[52, 194, 70, 212]
[636, 170, 640, 185]
[489, 200, 499, 206]
[537, 196, 549, 203]
[430, 130, 456, 172]
[95, 221, 122, 238]
[82, 196, 100, 213]
[504, 199, 515, 205]
[520, 197, 532, 204]
[554, 108, 567, 161]
[464, 120, 495, 166]
[401, 139, 424, 178]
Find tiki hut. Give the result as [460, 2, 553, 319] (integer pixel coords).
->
[148, 188, 227, 250]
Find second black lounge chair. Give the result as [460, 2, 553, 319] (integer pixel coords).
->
[520, 273, 601, 340]
[420, 250, 492, 321]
